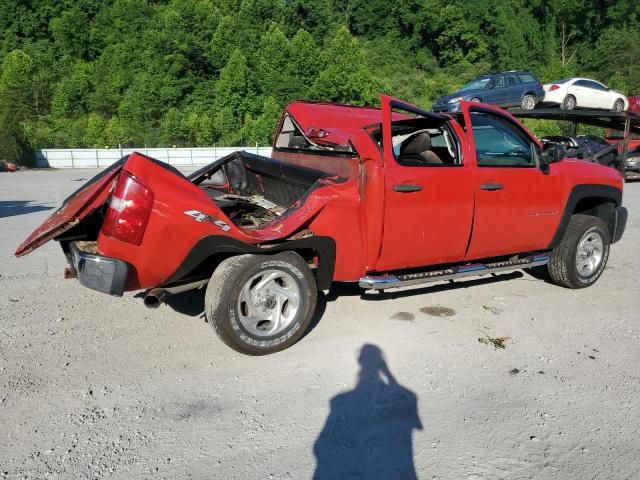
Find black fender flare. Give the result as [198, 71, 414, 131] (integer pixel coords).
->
[162, 235, 336, 290]
[548, 184, 622, 249]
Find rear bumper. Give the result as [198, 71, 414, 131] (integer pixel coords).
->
[69, 243, 130, 296]
[612, 206, 628, 243]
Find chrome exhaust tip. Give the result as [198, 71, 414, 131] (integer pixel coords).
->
[143, 288, 166, 308]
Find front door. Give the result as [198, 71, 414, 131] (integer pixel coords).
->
[462, 105, 564, 260]
[375, 95, 475, 272]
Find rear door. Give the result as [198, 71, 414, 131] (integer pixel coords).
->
[460, 103, 564, 260]
[375, 95, 475, 271]
[503, 74, 522, 106]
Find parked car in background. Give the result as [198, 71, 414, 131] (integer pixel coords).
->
[1, 161, 18, 172]
[541, 135, 618, 168]
[543, 78, 628, 112]
[624, 145, 640, 173]
[432, 71, 544, 112]
[627, 96, 640, 114]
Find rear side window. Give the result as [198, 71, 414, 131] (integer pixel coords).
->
[274, 115, 354, 154]
[586, 80, 607, 91]
[505, 75, 519, 87]
[517, 73, 537, 84]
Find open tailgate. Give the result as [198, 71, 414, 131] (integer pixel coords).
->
[14, 159, 125, 257]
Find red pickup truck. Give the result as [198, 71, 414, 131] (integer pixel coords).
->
[16, 96, 627, 355]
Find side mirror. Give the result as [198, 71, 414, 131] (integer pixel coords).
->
[541, 143, 565, 170]
[487, 83, 495, 90]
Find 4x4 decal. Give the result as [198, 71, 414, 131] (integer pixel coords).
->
[184, 210, 231, 232]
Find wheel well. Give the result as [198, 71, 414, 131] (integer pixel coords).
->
[573, 197, 616, 238]
[181, 248, 322, 286]
[161, 235, 336, 291]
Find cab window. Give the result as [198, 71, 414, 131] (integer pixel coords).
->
[274, 114, 354, 154]
[470, 112, 537, 167]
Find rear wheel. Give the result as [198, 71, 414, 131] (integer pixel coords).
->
[205, 252, 317, 355]
[521, 94, 537, 110]
[612, 98, 624, 113]
[547, 214, 610, 289]
[561, 94, 576, 110]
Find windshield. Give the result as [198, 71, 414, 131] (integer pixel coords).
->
[460, 78, 490, 91]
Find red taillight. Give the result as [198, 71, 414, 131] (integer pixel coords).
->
[102, 171, 153, 245]
[549, 84, 560, 91]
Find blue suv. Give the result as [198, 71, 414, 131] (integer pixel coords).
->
[432, 71, 544, 112]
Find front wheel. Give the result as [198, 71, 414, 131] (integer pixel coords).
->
[612, 98, 624, 113]
[547, 214, 610, 289]
[205, 252, 317, 355]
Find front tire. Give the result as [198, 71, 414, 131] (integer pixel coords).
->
[470, 97, 481, 103]
[547, 214, 610, 289]
[612, 98, 624, 113]
[561, 94, 576, 110]
[205, 252, 317, 355]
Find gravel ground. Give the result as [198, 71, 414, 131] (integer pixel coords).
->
[1, 168, 639, 480]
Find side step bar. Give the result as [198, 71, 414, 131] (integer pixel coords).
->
[359, 254, 549, 290]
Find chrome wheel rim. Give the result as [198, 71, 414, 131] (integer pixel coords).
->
[614, 100, 623, 112]
[523, 96, 535, 109]
[237, 269, 300, 337]
[575, 230, 604, 277]
[565, 97, 575, 109]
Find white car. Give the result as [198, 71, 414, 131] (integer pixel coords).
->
[543, 78, 628, 112]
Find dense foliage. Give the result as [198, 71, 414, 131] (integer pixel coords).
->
[1, 0, 639, 164]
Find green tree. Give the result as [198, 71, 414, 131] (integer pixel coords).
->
[0, 49, 36, 122]
[312, 26, 377, 105]
[288, 29, 322, 100]
[105, 116, 128, 147]
[255, 24, 291, 102]
[84, 112, 108, 146]
[209, 16, 240, 72]
[243, 96, 282, 145]
[50, 8, 91, 59]
[214, 49, 255, 138]
[50, 62, 92, 118]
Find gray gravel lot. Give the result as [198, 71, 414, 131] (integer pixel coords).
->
[1, 168, 639, 479]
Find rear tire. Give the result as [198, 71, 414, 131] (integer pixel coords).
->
[561, 94, 576, 110]
[612, 98, 624, 113]
[521, 94, 537, 110]
[547, 214, 610, 289]
[205, 252, 317, 355]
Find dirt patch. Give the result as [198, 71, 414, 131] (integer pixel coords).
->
[420, 306, 456, 317]
[391, 312, 415, 322]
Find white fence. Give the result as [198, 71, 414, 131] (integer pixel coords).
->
[35, 146, 273, 169]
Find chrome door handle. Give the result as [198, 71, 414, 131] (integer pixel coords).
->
[393, 184, 422, 192]
[480, 182, 503, 191]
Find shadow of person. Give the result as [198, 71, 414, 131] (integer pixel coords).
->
[313, 344, 422, 480]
